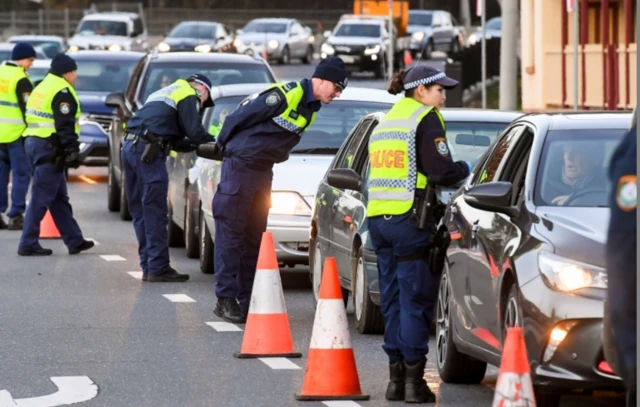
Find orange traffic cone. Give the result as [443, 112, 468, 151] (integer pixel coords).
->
[234, 232, 301, 358]
[403, 50, 414, 66]
[40, 210, 61, 239]
[492, 327, 536, 407]
[295, 257, 369, 401]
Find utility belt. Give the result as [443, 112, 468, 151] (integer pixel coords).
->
[125, 131, 171, 163]
[27, 134, 68, 171]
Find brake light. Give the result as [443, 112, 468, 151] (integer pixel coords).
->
[597, 361, 615, 375]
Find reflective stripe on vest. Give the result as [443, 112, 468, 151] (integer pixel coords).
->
[367, 97, 445, 217]
[0, 63, 30, 143]
[23, 73, 81, 138]
[266, 83, 316, 135]
[144, 79, 197, 110]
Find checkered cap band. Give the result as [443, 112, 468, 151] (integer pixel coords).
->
[403, 72, 446, 90]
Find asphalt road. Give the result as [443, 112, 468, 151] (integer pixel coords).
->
[0, 173, 627, 406]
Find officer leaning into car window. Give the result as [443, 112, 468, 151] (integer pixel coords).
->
[123, 73, 214, 282]
[210, 56, 348, 323]
[18, 53, 95, 257]
[605, 114, 636, 407]
[366, 66, 472, 403]
[0, 43, 36, 231]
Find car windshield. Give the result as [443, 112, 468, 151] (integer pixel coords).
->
[409, 13, 433, 26]
[11, 40, 62, 58]
[77, 20, 127, 36]
[168, 24, 216, 39]
[243, 21, 287, 34]
[334, 23, 381, 37]
[290, 100, 392, 154]
[27, 66, 49, 83]
[205, 96, 245, 135]
[486, 17, 501, 30]
[74, 58, 140, 93]
[140, 62, 274, 103]
[445, 121, 511, 164]
[536, 129, 627, 207]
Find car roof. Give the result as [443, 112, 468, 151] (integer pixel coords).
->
[8, 35, 64, 42]
[0, 43, 15, 50]
[409, 10, 436, 15]
[439, 108, 523, 122]
[149, 51, 267, 65]
[211, 83, 273, 99]
[210, 85, 402, 104]
[338, 18, 385, 26]
[81, 12, 139, 21]
[67, 50, 145, 60]
[247, 18, 295, 23]
[521, 111, 633, 131]
[174, 21, 220, 27]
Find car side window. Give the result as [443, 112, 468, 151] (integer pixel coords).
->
[125, 56, 147, 104]
[353, 119, 378, 176]
[471, 125, 523, 185]
[335, 118, 372, 170]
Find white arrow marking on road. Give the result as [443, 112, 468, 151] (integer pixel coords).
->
[100, 255, 125, 261]
[322, 401, 362, 407]
[127, 272, 143, 280]
[162, 294, 195, 303]
[0, 376, 98, 407]
[258, 358, 300, 370]
[206, 322, 242, 332]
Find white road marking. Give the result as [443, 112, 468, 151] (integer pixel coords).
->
[86, 238, 99, 246]
[162, 294, 195, 303]
[258, 358, 301, 370]
[127, 272, 143, 280]
[206, 322, 242, 332]
[0, 376, 99, 407]
[322, 401, 362, 407]
[100, 255, 125, 261]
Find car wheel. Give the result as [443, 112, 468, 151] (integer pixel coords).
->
[302, 45, 313, 64]
[423, 40, 434, 59]
[184, 193, 199, 259]
[352, 247, 384, 334]
[374, 59, 385, 79]
[436, 263, 487, 383]
[503, 284, 522, 332]
[167, 200, 184, 247]
[199, 208, 214, 274]
[119, 167, 131, 221]
[107, 160, 120, 212]
[534, 390, 562, 407]
[279, 46, 290, 65]
[449, 39, 461, 56]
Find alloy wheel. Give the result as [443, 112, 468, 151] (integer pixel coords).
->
[436, 272, 451, 370]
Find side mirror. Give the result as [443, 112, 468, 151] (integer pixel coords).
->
[463, 181, 519, 218]
[105, 91, 126, 110]
[327, 168, 363, 191]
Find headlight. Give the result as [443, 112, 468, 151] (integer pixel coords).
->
[538, 251, 607, 292]
[308, 35, 315, 43]
[412, 32, 425, 41]
[320, 43, 334, 55]
[79, 142, 87, 151]
[267, 40, 279, 49]
[270, 191, 311, 216]
[157, 42, 170, 52]
[467, 34, 478, 46]
[233, 38, 243, 47]
[68, 45, 79, 52]
[364, 44, 381, 55]
[108, 44, 122, 52]
[194, 44, 212, 53]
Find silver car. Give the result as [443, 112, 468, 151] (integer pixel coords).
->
[195, 86, 400, 273]
[234, 18, 315, 64]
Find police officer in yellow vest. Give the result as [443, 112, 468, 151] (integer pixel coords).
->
[18, 53, 95, 256]
[210, 57, 348, 323]
[0, 43, 36, 231]
[208, 107, 230, 137]
[367, 66, 472, 403]
[123, 74, 214, 282]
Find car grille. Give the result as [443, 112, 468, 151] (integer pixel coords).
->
[90, 115, 113, 133]
[333, 44, 366, 55]
[88, 44, 107, 50]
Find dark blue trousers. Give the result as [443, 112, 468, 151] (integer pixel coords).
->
[213, 158, 271, 313]
[19, 137, 84, 250]
[0, 139, 31, 217]
[122, 139, 170, 276]
[369, 213, 439, 363]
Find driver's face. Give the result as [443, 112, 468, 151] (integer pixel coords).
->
[563, 146, 594, 180]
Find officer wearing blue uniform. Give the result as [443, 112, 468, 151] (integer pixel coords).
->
[0, 43, 36, 230]
[123, 74, 214, 282]
[18, 54, 94, 256]
[367, 66, 472, 403]
[212, 57, 349, 323]
[606, 114, 636, 407]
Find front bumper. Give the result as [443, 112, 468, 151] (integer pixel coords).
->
[78, 122, 109, 166]
[267, 214, 311, 267]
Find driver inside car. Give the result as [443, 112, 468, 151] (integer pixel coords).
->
[552, 142, 605, 205]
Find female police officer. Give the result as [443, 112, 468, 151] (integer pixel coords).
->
[366, 66, 472, 403]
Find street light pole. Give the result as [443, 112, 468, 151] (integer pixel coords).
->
[387, 0, 394, 81]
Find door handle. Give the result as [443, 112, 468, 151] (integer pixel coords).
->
[470, 221, 479, 239]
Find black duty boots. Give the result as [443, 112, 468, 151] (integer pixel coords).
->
[385, 361, 405, 401]
[404, 360, 436, 403]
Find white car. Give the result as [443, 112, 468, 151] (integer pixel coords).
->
[67, 12, 148, 52]
[194, 84, 400, 273]
[8, 35, 66, 59]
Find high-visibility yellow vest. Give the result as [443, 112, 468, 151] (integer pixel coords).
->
[367, 97, 445, 217]
[266, 82, 316, 134]
[23, 73, 80, 138]
[0, 63, 31, 143]
[145, 79, 198, 109]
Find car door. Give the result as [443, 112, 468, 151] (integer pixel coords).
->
[459, 125, 526, 352]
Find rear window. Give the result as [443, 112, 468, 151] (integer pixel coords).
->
[445, 121, 512, 164]
[139, 61, 275, 103]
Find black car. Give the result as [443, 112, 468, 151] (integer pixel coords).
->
[311, 109, 521, 334]
[436, 112, 630, 405]
[156, 21, 235, 54]
[104, 51, 276, 220]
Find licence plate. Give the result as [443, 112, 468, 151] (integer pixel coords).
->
[340, 55, 356, 64]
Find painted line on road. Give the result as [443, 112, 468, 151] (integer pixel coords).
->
[322, 401, 362, 407]
[162, 294, 196, 303]
[206, 322, 242, 332]
[127, 271, 143, 280]
[258, 358, 301, 370]
[100, 255, 125, 261]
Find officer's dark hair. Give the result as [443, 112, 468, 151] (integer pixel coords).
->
[387, 69, 438, 97]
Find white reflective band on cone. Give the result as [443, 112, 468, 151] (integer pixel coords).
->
[248, 268, 287, 314]
[310, 299, 352, 349]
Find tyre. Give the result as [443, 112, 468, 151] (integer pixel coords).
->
[167, 200, 184, 247]
[199, 208, 214, 274]
[309, 239, 348, 307]
[352, 247, 384, 334]
[374, 60, 385, 79]
[119, 167, 131, 221]
[107, 160, 120, 212]
[279, 46, 290, 65]
[423, 40, 434, 59]
[302, 45, 313, 64]
[534, 389, 562, 407]
[436, 263, 487, 383]
[184, 193, 199, 259]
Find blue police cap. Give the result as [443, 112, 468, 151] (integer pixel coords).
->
[402, 65, 458, 90]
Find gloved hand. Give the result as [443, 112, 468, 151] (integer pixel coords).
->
[65, 152, 80, 169]
[196, 142, 224, 161]
[173, 138, 196, 153]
